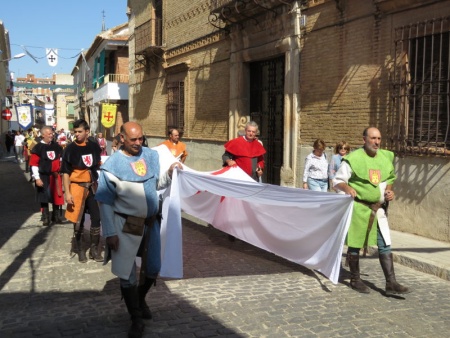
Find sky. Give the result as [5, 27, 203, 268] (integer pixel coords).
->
[0, 1, 128, 80]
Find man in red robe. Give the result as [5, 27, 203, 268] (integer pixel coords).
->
[222, 121, 266, 181]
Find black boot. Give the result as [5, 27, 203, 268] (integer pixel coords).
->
[138, 278, 156, 319]
[42, 208, 51, 226]
[379, 253, 411, 295]
[51, 206, 64, 224]
[121, 286, 145, 338]
[89, 228, 104, 262]
[347, 253, 370, 293]
[74, 225, 87, 263]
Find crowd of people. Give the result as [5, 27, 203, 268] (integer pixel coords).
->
[2, 120, 412, 338]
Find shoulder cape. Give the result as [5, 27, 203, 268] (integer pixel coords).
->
[101, 147, 159, 182]
[224, 136, 266, 157]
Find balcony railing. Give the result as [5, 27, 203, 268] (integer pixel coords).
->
[135, 18, 163, 54]
[104, 73, 129, 84]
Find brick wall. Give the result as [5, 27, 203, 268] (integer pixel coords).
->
[300, 1, 379, 149]
[115, 49, 129, 75]
[165, 0, 216, 48]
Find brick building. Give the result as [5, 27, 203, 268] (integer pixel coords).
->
[127, 0, 450, 242]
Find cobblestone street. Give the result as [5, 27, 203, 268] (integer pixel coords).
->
[1, 159, 449, 337]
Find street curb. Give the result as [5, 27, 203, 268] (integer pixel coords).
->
[368, 246, 450, 282]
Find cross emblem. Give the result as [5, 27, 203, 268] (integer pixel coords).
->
[48, 55, 56, 62]
[104, 112, 113, 122]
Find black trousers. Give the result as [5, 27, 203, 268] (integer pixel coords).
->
[82, 190, 101, 229]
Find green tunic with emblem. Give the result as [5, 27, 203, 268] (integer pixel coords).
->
[343, 148, 396, 248]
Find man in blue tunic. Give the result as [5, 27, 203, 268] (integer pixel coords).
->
[96, 122, 181, 338]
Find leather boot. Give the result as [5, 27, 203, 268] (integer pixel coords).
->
[138, 278, 156, 319]
[347, 253, 370, 293]
[89, 228, 104, 262]
[74, 225, 87, 263]
[121, 286, 145, 338]
[51, 206, 64, 224]
[42, 208, 50, 226]
[379, 253, 411, 295]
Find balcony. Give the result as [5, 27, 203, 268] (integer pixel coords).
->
[93, 73, 129, 104]
[135, 18, 163, 55]
[210, 0, 295, 27]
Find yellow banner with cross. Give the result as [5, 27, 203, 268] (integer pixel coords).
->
[101, 103, 117, 128]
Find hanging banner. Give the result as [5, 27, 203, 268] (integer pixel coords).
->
[2, 108, 12, 121]
[15, 104, 34, 130]
[46, 48, 58, 67]
[101, 103, 117, 129]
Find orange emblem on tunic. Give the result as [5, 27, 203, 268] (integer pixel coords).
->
[131, 159, 147, 177]
[369, 169, 381, 185]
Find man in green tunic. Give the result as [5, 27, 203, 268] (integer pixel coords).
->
[334, 127, 410, 295]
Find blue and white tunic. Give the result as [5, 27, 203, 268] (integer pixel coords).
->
[96, 147, 170, 280]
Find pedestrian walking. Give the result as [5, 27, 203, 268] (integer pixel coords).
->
[61, 119, 103, 263]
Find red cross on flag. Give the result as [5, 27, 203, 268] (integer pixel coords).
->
[101, 103, 117, 128]
[46, 48, 58, 67]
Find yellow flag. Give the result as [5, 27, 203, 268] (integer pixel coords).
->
[101, 103, 117, 128]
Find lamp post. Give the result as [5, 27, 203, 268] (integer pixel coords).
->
[0, 53, 26, 63]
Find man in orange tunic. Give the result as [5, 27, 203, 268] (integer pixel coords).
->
[160, 128, 188, 163]
[61, 119, 103, 263]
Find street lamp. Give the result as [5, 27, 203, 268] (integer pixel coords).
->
[0, 53, 26, 63]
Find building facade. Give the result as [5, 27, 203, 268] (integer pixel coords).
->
[126, 0, 450, 243]
[0, 20, 12, 144]
[72, 23, 130, 138]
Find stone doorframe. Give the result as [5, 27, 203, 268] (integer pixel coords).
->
[228, 9, 301, 187]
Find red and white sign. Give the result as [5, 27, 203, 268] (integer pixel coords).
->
[1, 109, 12, 121]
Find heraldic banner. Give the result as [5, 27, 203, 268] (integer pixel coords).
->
[15, 104, 34, 130]
[101, 103, 117, 129]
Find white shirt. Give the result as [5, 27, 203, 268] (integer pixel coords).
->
[14, 134, 25, 147]
[302, 152, 329, 182]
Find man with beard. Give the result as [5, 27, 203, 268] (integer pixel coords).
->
[30, 126, 64, 226]
[96, 121, 182, 338]
[334, 127, 411, 296]
[61, 119, 103, 263]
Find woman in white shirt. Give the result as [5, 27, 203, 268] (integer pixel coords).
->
[302, 139, 329, 192]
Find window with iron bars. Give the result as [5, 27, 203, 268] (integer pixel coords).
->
[389, 17, 450, 156]
[166, 81, 185, 134]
